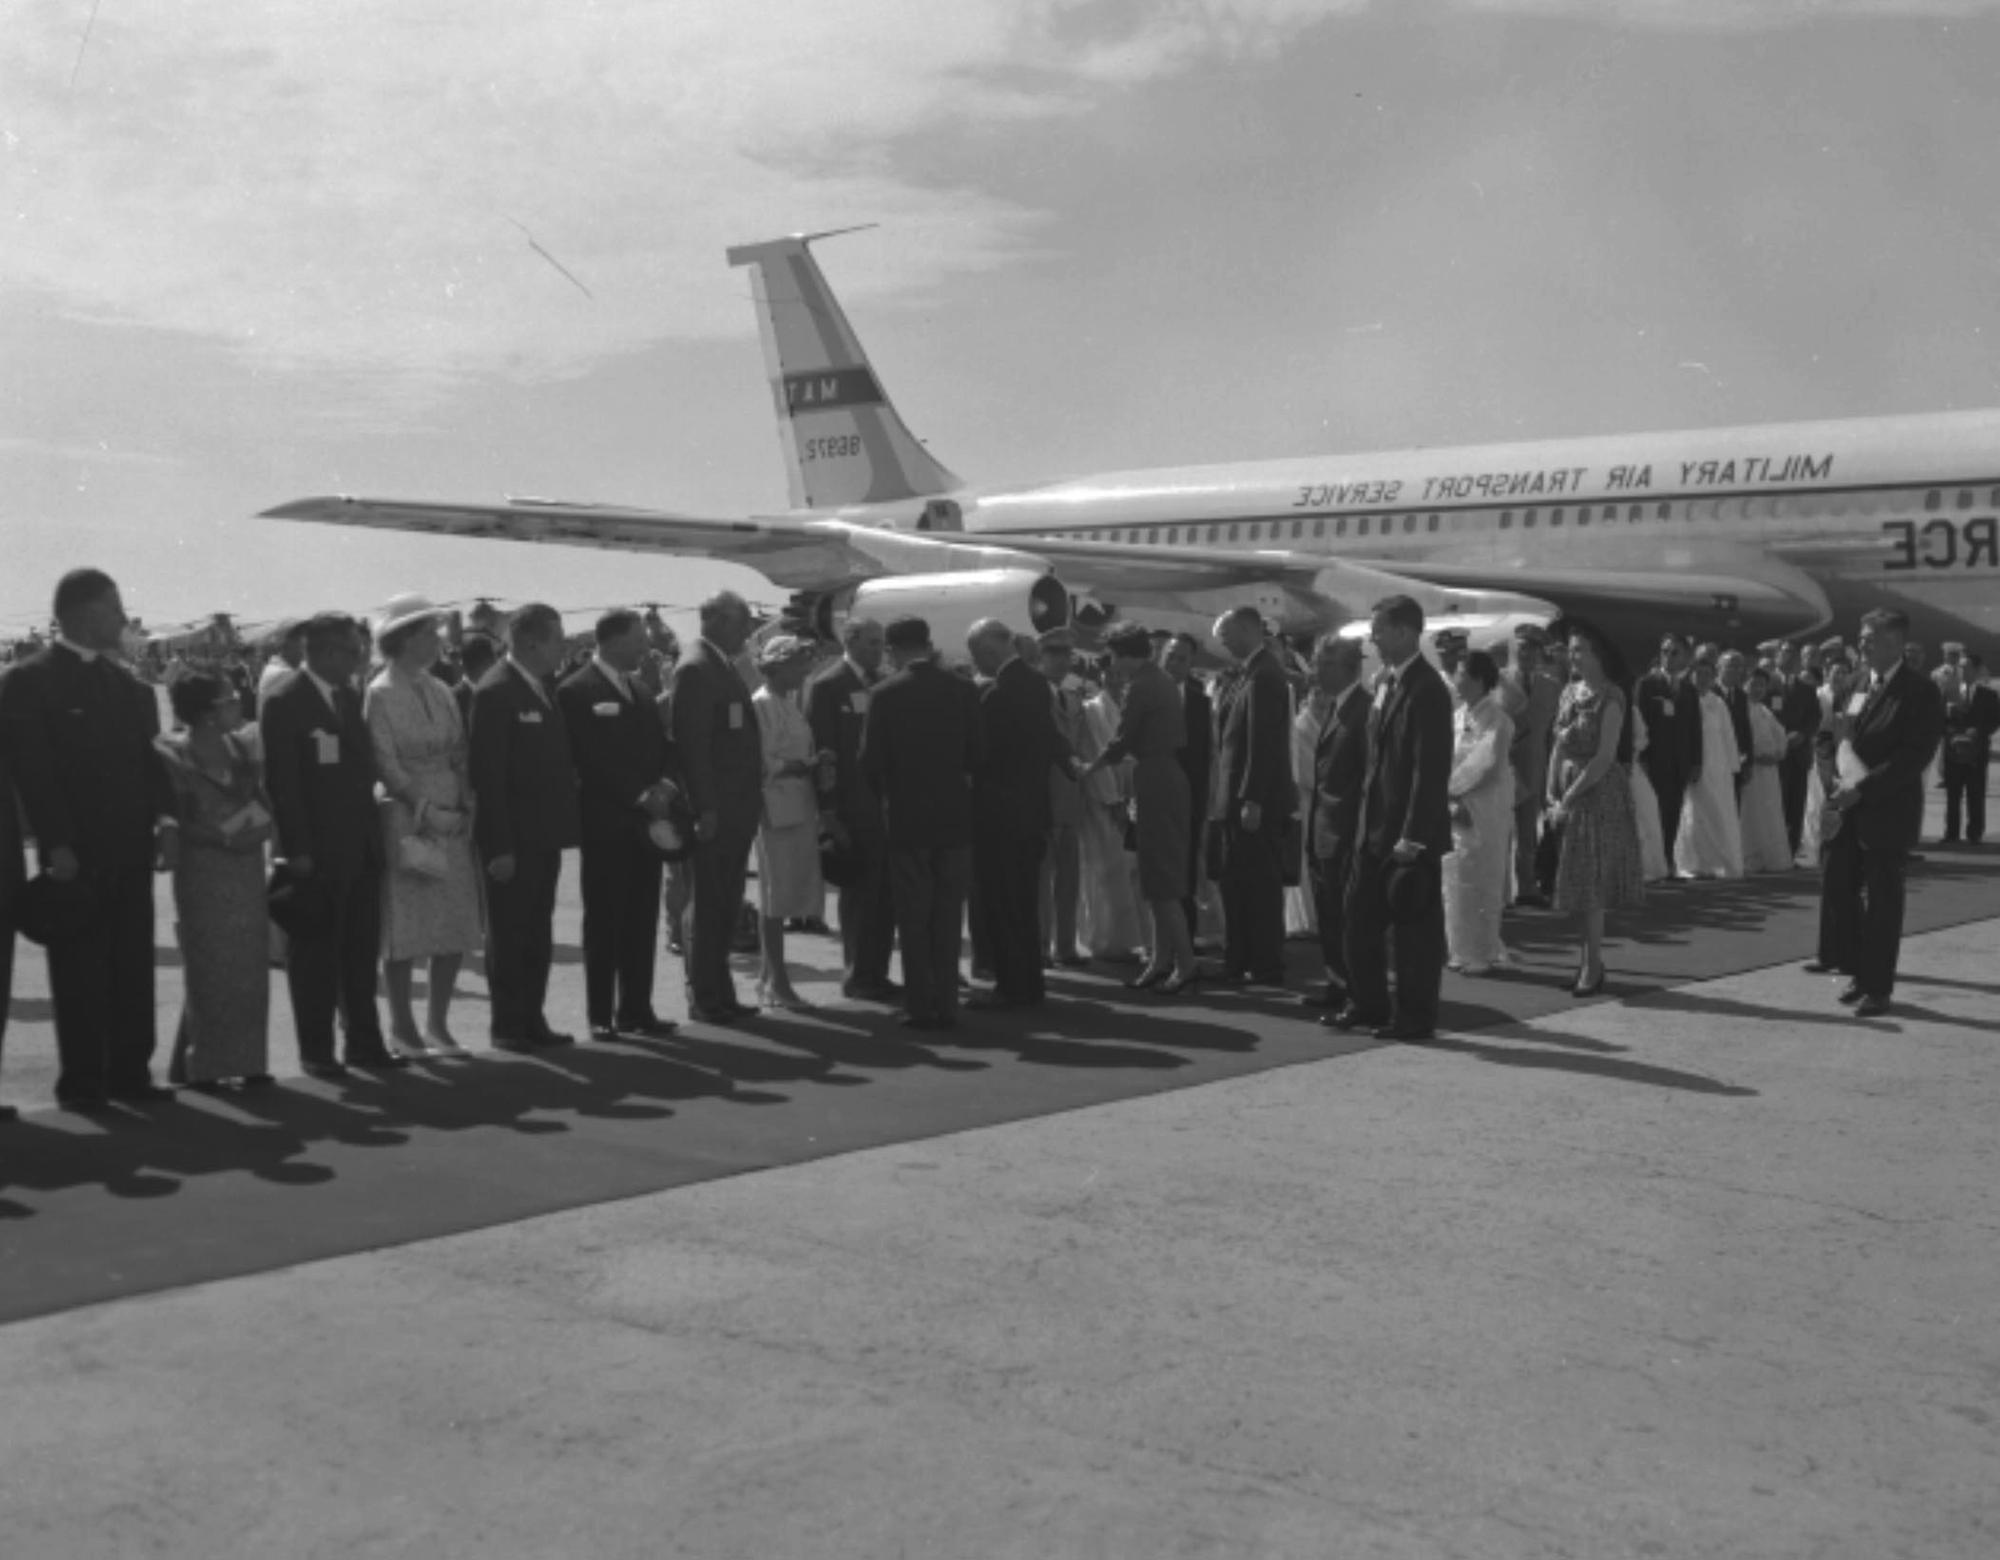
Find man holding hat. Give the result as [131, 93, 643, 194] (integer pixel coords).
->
[558, 609, 681, 1041]
[1499, 623, 1560, 907]
[1037, 627, 1089, 969]
[470, 603, 582, 1050]
[671, 590, 765, 1023]
[861, 618, 986, 1029]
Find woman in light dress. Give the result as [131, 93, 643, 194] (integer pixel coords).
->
[1076, 665, 1147, 961]
[749, 636, 827, 1011]
[1738, 668, 1793, 873]
[1442, 651, 1516, 975]
[1796, 660, 1855, 864]
[366, 595, 484, 1059]
[1626, 700, 1671, 882]
[1673, 658, 1744, 879]
[1083, 626, 1196, 991]
[1546, 619, 1647, 995]
[159, 670, 275, 1090]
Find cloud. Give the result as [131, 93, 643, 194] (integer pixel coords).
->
[1456, 0, 2000, 26]
[2, 0, 1349, 404]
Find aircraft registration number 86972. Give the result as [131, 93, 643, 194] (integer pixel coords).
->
[802, 434, 862, 462]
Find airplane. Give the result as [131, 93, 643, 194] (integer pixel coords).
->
[265, 229, 2000, 664]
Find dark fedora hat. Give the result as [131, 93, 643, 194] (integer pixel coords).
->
[1385, 857, 1434, 924]
[266, 862, 336, 940]
[818, 828, 865, 889]
[16, 872, 98, 947]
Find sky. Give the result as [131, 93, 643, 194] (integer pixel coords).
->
[6, 0, 2000, 641]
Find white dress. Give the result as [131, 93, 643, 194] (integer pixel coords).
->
[1626, 703, 1671, 882]
[1285, 693, 1319, 937]
[1674, 690, 1744, 878]
[1739, 702, 1793, 873]
[752, 686, 825, 920]
[1077, 690, 1146, 958]
[1442, 693, 1515, 972]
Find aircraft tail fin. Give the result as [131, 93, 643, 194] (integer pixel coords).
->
[728, 230, 961, 511]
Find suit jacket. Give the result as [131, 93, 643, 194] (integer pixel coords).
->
[806, 659, 883, 836]
[1357, 653, 1454, 857]
[1635, 669, 1703, 782]
[1500, 667, 1560, 801]
[470, 662, 581, 861]
[0, 646, 170, 874]
[258, 666, 382, 876]
[1840, 663, 1946, 850]
[558, 660, 675, 848]
[1177, 676, 1214, 815]
[1210, 645, 1295, 821]
[860, 659, 986, 850]
[1722, 684, 1754, 779]
[972, 657, 1071, 843]
[1307, 683, 1371, 863]
[1045, 680, 1088, 829]
[669, 639, 764, 836]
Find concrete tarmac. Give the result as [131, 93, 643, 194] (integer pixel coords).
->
[1, 907, 1996, 1558]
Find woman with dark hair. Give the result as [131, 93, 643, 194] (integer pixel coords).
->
[366, 594, 483, 1057]
[158, 669, 274, 1089]
[1545, 618, 1646, 994]
[1442, 649, 1516, 974]
[1088, 620, 1192, 988]
[1084, 625, 1197, 990]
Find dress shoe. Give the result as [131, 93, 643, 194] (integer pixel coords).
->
[388, 1034, 433, 1060]
[1853, 995, 1893, 1017]
[616, 1016, 680, 1038]
[1157, 971, 1201, 997]
[56, 1093, 116, 1115]
[686, 1004, 742, 1026]
[1124, 967, 1168, 991]
[347, 1052, 411, 1070]
[426, 1033, 472, 1058]
[1325, 1005, 1387, 1032]
[1569, 966, 1606, 998]
[589, 1023, 622, 1043]
[488, 1036, 540, 1054]
[534, 1030, 576, 1049]
[301, 1060, 350, 1080]
[1372, 1022, 1437, 1043]
[963, 992, 1021, 1011]
[1836, 982, 1865, 1006]
[110, 1082, 176, 1102]
[1801, 961, 1841, 975]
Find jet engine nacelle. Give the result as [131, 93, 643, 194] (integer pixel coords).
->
[846, 568, 1070, 659]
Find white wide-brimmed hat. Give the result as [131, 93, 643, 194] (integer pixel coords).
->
[374, 593, 448, 643]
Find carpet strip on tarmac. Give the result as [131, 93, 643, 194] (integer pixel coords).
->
[2, 856, 1995, 1325]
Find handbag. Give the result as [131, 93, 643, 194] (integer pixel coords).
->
[397, 832, 450, 881]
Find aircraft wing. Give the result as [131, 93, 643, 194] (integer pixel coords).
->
[260, 496, 1056, 591]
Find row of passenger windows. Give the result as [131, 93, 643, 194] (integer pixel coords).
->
[1056, 486, 2000, 546]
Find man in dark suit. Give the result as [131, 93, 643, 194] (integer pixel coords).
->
[1162, 633, 1212, 944]
[1635, 633, 1703, 867]
[1498, 624, 1561, 907]
[1036, 630, 1089, 969]
[558, 609, 679, 1041]
[1333, 595, 1455, 1042]
[0, 731, 20, 1122]
[965, 618, 1073, 1008]
[453, 633, 498, 732]
[670, 590, 765, 1024]
[807, 617, 898, 1000]
[860, 617, 986, 1029]
[1301, 634, 1370, 1015]
[1815, 609, 1946, 1016]
[260, 610, 405, 1078]
[471, 603, 583, 1050]
[1773, 640, 1822, 855]
[1207, 606, 1295, 985]
[0, 570, 177, 1109]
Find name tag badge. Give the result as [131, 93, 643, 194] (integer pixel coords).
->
[314, 731, 340, 765]
[848, 691, 870, 716]
[520, 710, 544, 725]
[593, 702, 620, 717]
[728, 703, 744, 731]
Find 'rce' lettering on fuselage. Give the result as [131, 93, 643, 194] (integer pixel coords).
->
[1882, 516, 2000, 571]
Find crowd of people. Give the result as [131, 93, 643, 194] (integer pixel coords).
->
[0, 564, 1988, 1122]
